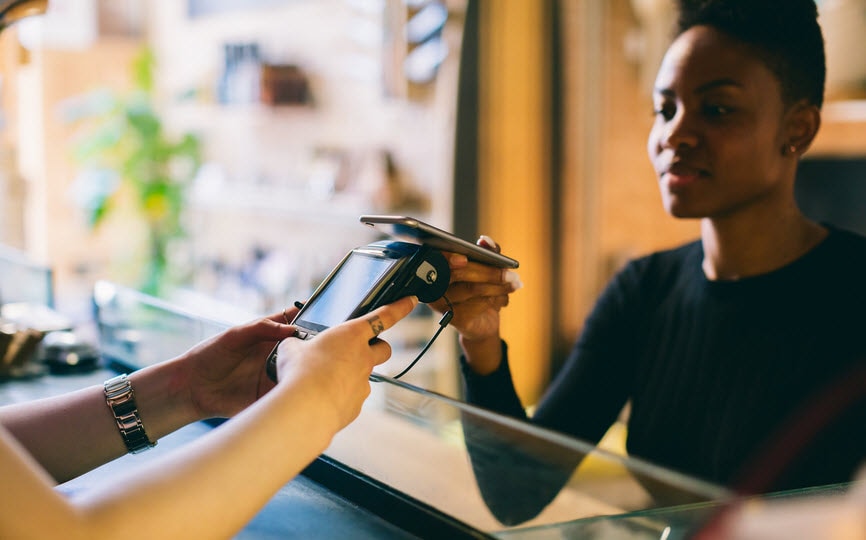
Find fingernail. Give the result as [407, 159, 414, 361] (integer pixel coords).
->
[409, 295, 419, 306]
[449, 253, 468, 267]
[478, 235, 498, 250]
[503, 270, 523, 291]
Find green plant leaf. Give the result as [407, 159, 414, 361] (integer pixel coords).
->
[66, 44, 202, 296]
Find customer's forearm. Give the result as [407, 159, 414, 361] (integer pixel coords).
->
[71, 378, 338, 540]
[0, 376, 338, 540]
[0, 359, 197, 482]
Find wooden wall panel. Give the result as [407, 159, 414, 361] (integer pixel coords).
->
[478, 1, 552, 403]
[597, 0, 698, 280]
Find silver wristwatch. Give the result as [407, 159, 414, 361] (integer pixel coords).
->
[103, 374, 157, 454]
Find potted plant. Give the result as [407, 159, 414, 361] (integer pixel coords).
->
[67, 47, 201, 296]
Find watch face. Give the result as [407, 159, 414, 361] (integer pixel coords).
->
[104, 374, 131, 396]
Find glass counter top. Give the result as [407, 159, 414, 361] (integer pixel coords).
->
[83, 281, 860, 539]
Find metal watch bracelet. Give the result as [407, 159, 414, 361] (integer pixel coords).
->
[103, 374, 157, 454]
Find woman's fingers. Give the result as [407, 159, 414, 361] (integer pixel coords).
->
[443, 281, 514, 304]
[447, 261, 522, 292]
[477, 235, 501, 253]
[448, 260, 506, 283]
[450, 294, 510, 316]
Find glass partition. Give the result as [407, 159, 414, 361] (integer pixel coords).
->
[92, 281, 232, 370]
[0, 244, 54, 307]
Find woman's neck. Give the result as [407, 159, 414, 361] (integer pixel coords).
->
[700, 208, 828, 281]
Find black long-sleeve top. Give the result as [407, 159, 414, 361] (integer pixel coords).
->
[462, 226, 866, 522]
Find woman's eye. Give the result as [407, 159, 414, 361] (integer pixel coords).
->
[703, 104, 732, 117]
[653, 105, 675, 121]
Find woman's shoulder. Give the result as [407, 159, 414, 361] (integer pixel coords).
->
[819, 225, 866, 264]
[801, 226, 866, 296]
[826, 225, 866, 247]
[610, 239, 703, 293]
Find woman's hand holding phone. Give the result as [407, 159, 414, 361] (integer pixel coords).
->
[432, 235, 522, 375]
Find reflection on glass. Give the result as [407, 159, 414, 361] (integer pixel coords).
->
[331, 374, 733, 539]
[93, 281, 230, 370]
[0, 245, 54, 307]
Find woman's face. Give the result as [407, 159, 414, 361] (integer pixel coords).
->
[647, 25, 792, 220]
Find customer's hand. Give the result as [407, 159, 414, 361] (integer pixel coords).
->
[180, 308, 300, 420]
[273, 296, 418, 430]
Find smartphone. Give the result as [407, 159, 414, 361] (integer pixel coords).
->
[359, 215, 519, 269]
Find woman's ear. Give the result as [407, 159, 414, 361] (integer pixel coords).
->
[783, 100, 822, 155]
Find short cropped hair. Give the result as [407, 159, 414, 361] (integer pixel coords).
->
[675, 0, 826, 108]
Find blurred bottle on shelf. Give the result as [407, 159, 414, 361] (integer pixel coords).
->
[217, 42, 262, 105]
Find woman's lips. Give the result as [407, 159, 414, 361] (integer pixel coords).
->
[665, 171, 700, 190]
[663, 164, 704, 191]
